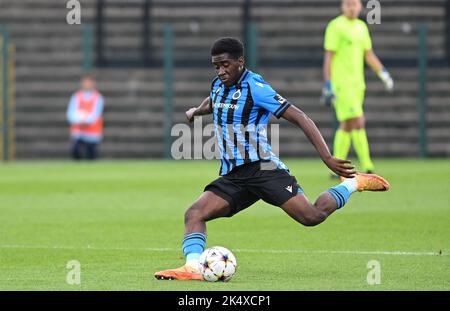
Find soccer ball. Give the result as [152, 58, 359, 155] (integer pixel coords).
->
[199, 246, 237, 282]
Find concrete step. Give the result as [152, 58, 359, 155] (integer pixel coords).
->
[15, 111, 166, 125]
[151, 7, 241, 18]
[97, 21, 446, 37]
[15, 141, 165, 159]
[252, 6, 444, 18]
[15, 52, 82, 66]
[18, 95, 442, 113]
[0, 8, 95, 23]
[16, 126, 166, 142]
[14, 79, 434, 94]
[14, 110, 432, 127]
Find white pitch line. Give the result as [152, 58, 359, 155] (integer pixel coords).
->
[0, 244, 447, 257]
[0, 244, 176, 252]
[234, 248, 449, 257]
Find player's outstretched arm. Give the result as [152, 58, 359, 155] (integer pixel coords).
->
[281, 105, 356, 178]
[365, 49, 394, 92]
[186, 96, 212, 123]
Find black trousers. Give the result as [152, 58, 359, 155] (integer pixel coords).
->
[71, 139, 98, 160]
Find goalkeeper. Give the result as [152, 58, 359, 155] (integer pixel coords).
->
[322, 0, 393, 173]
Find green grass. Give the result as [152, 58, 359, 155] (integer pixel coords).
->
[0, 159, 449, 290]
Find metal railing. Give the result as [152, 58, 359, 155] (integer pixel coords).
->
[0, 25, 15, 161]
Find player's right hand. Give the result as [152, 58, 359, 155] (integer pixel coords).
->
[323, 156, 356, 178]
[186, 107, 197, 123]
[320, 80, 335, 107]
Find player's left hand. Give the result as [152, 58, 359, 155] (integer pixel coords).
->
[378, 68, 394, 92]
[320, 80, 335, 107]
[323, 156, 356, 178]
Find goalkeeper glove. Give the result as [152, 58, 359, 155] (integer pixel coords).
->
[378, 67, 394, 92]
[321, 80, 335, 107]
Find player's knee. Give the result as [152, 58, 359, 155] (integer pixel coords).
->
[301, 211, 327, 227]
[340, 121, 351, 132]
[349, 116, 365, 130]
[184, 205, 204, 224]
[354, 119, 365, 129]
[301, 218, 319, 227]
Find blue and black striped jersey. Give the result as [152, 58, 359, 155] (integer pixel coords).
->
[210, 68, 291, 175]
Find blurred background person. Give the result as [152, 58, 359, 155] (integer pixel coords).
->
[66, 74, 104, 160]
[322, 0, 394, 175]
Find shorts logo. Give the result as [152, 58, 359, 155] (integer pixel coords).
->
[232, 89, 242, 100]
[274, 94, 287, 105]
[285, 185, 293, 193]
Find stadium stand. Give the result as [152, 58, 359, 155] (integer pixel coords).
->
[0, 0, 449, 158]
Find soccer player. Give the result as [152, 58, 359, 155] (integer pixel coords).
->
[155, 37, 390, 281]
[322, 0, 394, 173]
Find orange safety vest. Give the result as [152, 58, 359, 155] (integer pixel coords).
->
[70, 91, 103, 137]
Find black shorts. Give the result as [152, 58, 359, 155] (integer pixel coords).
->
[204, 160, 303, 217]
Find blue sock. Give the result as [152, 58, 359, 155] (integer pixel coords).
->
[327, 185, 350, 209]
[182, 232, 206, 261]
[327, 181, 355, 209]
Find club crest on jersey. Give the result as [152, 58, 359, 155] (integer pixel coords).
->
[232, 89, 242, 100]
[274, 94, 287, 105]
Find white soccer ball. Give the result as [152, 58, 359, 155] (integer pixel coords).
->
[199, 246, 237, 282]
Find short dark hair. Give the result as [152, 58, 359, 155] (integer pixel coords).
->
[210, 37, 244, 59]
[81, 73, 96, 81]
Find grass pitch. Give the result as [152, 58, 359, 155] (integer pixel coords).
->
[0, 159, 449, 290]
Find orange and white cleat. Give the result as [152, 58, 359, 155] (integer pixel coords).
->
[154, 264, 204, 281]
[354, 172, 390, 192]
